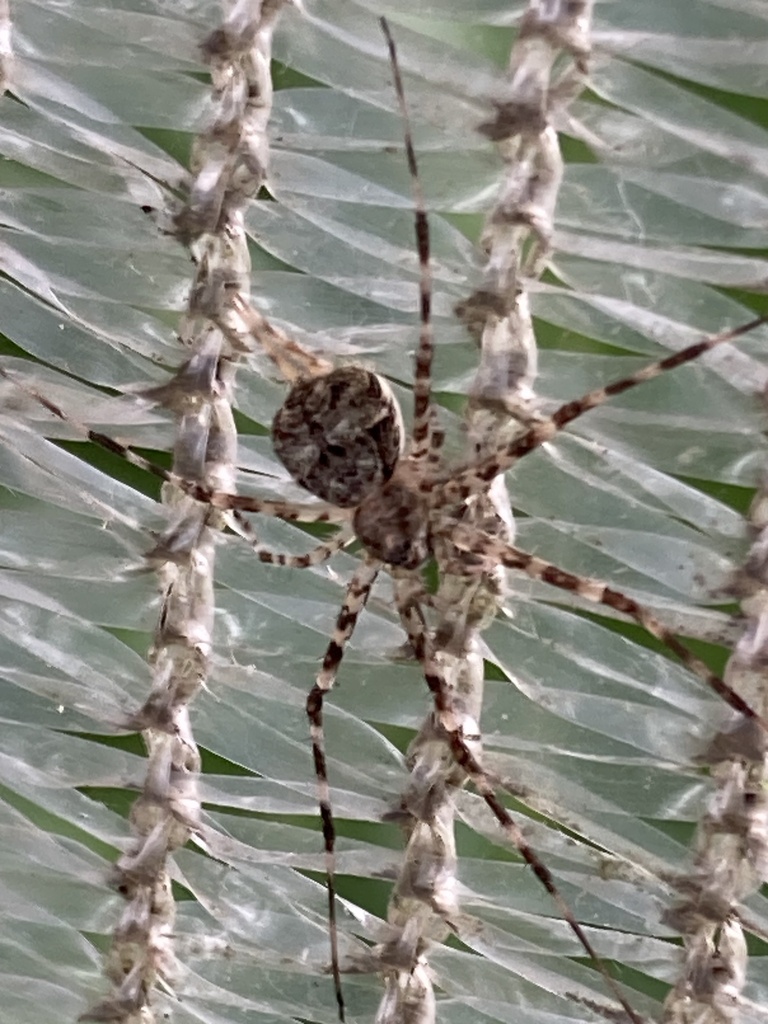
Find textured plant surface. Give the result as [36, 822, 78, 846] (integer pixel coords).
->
[1, 3, 768, 1024]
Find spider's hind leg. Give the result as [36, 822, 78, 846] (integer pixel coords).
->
[305, 555, 383, 1021]
[450, 529, 764, 728]
[392, 574, 644, 1024]
[439, 314, 768, 502]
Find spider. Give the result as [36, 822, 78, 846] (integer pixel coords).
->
[2, 18, 768, 1024]
[7, 281, 766, 1024]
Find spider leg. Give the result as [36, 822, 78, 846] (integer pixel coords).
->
[0, 366, 348, 525]
[436, 314, 768, 501]
[381, 18, 435, 460]
[306, 555, 382, 1022]
[224, 293, 334, 382]
[393, 576, 644, 1024]
[227, 516, 355, 568]
[452, 529, 766, 729]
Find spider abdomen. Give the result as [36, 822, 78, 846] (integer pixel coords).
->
[272, 366, 404, 508]
[353, 469, 430, 569]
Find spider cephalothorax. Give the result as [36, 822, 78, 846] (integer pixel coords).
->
[353, 466, 430, 569]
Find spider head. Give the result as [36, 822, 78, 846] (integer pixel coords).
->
[353, 475, 429, 569]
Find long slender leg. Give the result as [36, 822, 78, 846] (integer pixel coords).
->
[0, 366, 348, 524]
[305, 556, 382, 1023]
[393, 581, 645, 1024]
[380, 18, 435, 459]
[451, 529, 766, 729]
[437, 315, 768, 502]
[227, 517, 355, 568]
[224, 294, 334, 383]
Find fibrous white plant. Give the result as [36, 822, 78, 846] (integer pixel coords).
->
[662, 383, 768, 1024]
[80, 3, 293, 1020]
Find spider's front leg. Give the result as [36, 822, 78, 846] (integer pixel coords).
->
[446, 526, 768, 1023]
[393, 576, 484, 807]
